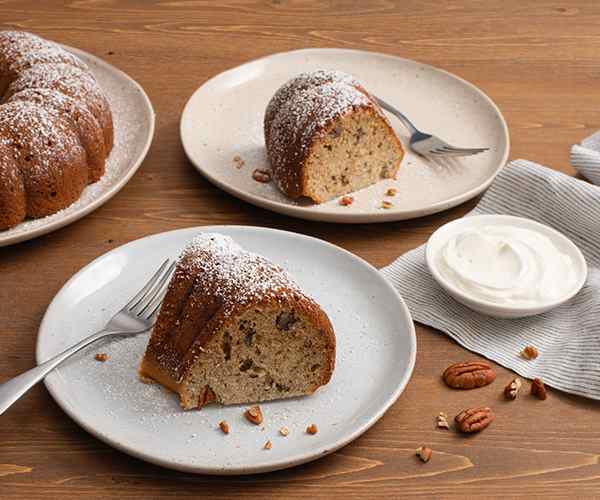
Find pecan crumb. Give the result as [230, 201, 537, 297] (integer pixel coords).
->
[386, 188, 398, 197]
[381, 200, 393, 209]
[521, 345, 539, 360]
[264, 440, 272, 450]
[244, 405, 263, 425]
[252, 168, 272, 183]
[504, 378, 522, 400]
[436, 412, 449, 429]
[339, 195, 354, 206]
[94, 353, 108, 362]
[279, 426, 289, 437]
[232, 155, 245, 168]
[306, 423, 318, 435]
[219, 420, 230, 434]
[416, 446, 432, 463]
[531, 378, 547, 400]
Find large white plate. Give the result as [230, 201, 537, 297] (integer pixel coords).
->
[181, 48, 509, 223]
[36, 226, 416, 475]
[0, 45, 155, 247]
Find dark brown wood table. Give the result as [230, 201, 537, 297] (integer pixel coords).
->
[2, 1, 600, 498]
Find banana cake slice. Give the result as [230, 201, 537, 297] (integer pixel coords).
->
[139, 233, 336, 409]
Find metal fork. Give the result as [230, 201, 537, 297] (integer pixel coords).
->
[373, 96, 489, 158]
[0, 259, 175, 416]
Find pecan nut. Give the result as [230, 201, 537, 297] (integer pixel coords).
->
[531, 378, 547, 400]
[416, 446, 432, 463]
[504, 378, 522, 400]
[443, 361, 496, 389]
[455, 407, 495, 433]
[244, 405, 263, 425]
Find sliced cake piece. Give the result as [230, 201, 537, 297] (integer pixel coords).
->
[264, 70, 404, 203]
[139, 233, 336, 409]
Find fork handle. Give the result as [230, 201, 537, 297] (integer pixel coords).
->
[0, 329, 114, 416]
[372, 96, 419, 135]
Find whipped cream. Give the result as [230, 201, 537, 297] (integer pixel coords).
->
[437, 224, 577, 306]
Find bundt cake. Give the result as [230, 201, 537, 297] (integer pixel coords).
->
[0, 31, 113, 230]
[264, 70, 404, 203]
[139, 233, 336, 410]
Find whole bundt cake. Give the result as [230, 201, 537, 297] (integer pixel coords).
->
[0, 31, 113, 230]
[139, 233, 336, 410]
[264, 70, 404, 203]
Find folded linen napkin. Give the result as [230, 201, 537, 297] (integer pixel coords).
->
[381, 136, 600, 400]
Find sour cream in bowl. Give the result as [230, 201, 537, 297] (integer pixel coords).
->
[426, 215, 587, 318]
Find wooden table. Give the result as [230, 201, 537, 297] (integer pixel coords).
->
[2, 1, 600, 497]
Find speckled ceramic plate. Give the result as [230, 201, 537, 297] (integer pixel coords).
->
[36, 226, 416, 475]
[0, 45, 155, 247]
[181, 48, 509, 223]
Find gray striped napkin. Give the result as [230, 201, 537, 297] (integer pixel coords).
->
[381, 137, 600, 400]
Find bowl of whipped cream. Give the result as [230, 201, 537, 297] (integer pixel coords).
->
[426, 214, 588, 318]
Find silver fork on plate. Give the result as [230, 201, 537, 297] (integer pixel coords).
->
[0, 259, 176, 416]
[373, 96, 489, 158]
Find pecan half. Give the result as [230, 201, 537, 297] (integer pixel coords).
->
[504, 378, 522, 400]
[531, 378, 547, 400]
[244, 405, 263, 425]
[443, 361, 496, 389]
[455, 407, 495, 433]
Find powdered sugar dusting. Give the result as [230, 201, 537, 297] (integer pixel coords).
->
[0, 42, 153, 244]
[178, 233, 302, 317]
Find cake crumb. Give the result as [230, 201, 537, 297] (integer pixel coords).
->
[219, 420, 230, 434]
[233, 155, 245, 169]
[306, 423, 318, 435]
[279, 426, 289, 437]
[264, 440, 272, 450]
[386, 188, 398, 197]
[138, 374, 155, 384]
[252, 169, 272, 183]
[94, 353, 108, 362]
[339, 195, 354, 206]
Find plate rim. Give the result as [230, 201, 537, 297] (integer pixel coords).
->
[36, 225, 417, 475]
[180, 47, 510, 224]
[0, 44, 156, 247]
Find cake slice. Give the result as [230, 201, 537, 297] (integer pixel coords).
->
[139, 233, 336, 409]
[264, 70, 404, 203]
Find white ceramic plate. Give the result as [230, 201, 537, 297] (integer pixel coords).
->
[181, 48, 509, 223]
[36, 226, 416, 474]
[0, 45, 155, 247]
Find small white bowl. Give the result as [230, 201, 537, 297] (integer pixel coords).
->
[426, 214, 588, 318]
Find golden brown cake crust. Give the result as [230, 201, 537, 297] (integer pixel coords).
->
[140, 233, 336, 407]
[263, 70, 403, 200]
[0, 31, 113, 231]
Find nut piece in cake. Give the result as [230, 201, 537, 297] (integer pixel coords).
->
[264, 70, 404, 203]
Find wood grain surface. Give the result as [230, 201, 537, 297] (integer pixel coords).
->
[2, 1, 600, 498]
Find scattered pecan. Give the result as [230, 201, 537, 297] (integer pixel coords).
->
[279, 426, 289, 437]
[244, 405, 263, 425]
[339, 195, 354, 206]
[94, 353, 108, 362]
[443, 361, 496, 389]
[521, 346, 539, 360]
[531, 378, 547, 400]
[436, 412, 449, 429]
[306, 423, 318, 435]
[219, 421, 230, 434]
[416, 446, 432, 463]
[386, 188, 398, 197]
[504, 378, 522, 400]
[381, 200, 393, 209]
[252, 168, 272, 183]
[264, 440, 272, 450]
[455, 407, 495, 433]
[232, 155, 245, 168]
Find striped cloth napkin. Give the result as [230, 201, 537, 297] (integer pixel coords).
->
[381, 135, 600, 400]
